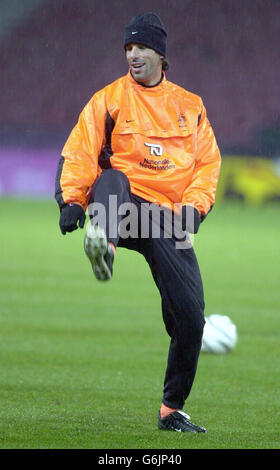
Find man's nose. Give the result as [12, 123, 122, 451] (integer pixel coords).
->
[129, 47, 139, 59]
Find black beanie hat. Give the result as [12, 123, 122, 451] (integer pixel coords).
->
[124, 12, 167, 57]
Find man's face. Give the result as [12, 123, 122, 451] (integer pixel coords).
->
[125, 43, 163, 86]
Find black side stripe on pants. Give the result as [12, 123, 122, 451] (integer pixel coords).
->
[98, 110, 115, 169]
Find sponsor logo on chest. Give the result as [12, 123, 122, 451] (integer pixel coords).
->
[144, 142, 163, 157]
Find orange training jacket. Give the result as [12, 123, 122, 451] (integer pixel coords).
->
[56, 71, 221, 216]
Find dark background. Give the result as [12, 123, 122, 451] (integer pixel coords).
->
[0, 0, 279, 157]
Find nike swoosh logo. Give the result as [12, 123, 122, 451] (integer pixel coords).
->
[132, 31, 138, 34]
[126, 119, 134, 123]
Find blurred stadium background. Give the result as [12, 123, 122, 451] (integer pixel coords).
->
[0, 0, 280, 201]
[1, 0, 280, 450]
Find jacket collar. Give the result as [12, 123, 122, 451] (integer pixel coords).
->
[127, 70, 166, 91]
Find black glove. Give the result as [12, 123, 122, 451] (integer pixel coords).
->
[181, 205, 201, 234]
[59, 204, 86, 235]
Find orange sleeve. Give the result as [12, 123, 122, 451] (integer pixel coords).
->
[58, 92, 106, 210]
[181, 101, 221, 216]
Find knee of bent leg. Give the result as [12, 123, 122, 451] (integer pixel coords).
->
[90, 169, 131, 204]
[101, 168, 130, 186]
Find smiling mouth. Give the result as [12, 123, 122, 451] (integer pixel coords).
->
[130, 63, 145, 72]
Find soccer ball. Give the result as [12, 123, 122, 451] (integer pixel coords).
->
[201, 314, 238, 354]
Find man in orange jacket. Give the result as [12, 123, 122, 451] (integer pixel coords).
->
[55, 12, 221, 433]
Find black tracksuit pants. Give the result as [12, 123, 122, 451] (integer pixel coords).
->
[89, 169, 205, 410]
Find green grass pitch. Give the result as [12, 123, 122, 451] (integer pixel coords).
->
[0, 198, 279, 449]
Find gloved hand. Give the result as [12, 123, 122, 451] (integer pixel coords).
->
[59, 203, 86, 235]
[181, 205, 201, 234]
